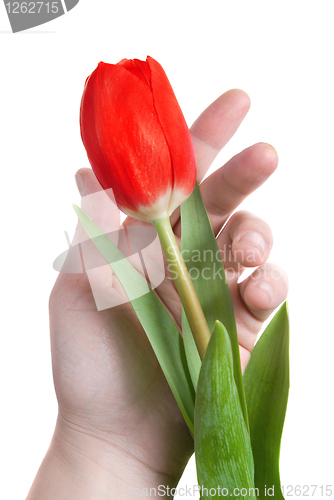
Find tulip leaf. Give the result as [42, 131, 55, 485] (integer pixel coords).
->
[181, 309, 201, 390]
[243, 302, 290, 499]
[73, 204, 195, 434]
[195, 320, 256, 499]
[181, 182, 248, 429]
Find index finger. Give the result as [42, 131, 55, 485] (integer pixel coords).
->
[191, 89, 251, 181]
[170, 89, 250, 228]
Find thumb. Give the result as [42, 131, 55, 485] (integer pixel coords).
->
[73, 167, 120, 248]
[58, 168, 120, 275]
[51, 168, 127, 314]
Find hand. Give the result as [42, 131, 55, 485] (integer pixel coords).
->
[27, 90, 288, 499]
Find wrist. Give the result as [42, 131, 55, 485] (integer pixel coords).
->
[27, 416, 179, 499]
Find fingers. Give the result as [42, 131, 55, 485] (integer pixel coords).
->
[170, 90, 250, 229]
[229, 262, 288, 369]
[221, 211, 288, 325]
[199, 143, 278, 235]
[239, 263, 289, 322]
[190, 89, 251, 181]
[214, 210, 288, 364]
[216, 210, 273, 272]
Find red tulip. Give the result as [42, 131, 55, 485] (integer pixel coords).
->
[80, 56, 197, 221]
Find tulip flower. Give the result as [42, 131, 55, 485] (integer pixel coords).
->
[80, 56, 196, 222]
[80, 56, 210, 359]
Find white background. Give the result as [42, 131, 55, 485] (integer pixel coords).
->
[1, 1, 333, 498]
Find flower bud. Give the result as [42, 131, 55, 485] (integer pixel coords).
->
[80, 56, 196, 221]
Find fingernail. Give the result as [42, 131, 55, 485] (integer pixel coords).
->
[239, 231, 266, 255]
[253, 281, 274, 303]
[75, 173, 85, 197]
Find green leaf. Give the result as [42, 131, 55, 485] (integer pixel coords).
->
[181, 308, 201, 390]
[195, 320, 256, 499]
[73, 204, 195, 434]
[243, 302, 290, 499]
[181, 182, 248, 428]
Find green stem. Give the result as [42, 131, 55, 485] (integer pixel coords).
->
[153, 216, 211, 360]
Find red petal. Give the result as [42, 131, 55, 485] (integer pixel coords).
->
[147, 56, 196, 195]
[117, 58, 150, 87]
[80, 61, 173, 213]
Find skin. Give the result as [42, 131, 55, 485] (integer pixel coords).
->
[27, 89, 288, 499]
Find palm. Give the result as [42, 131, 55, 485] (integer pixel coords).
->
[50, 267, 193, 477]
[49, 90, 288, 481]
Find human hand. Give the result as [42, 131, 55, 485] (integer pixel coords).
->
[27, 90, 288, 499]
